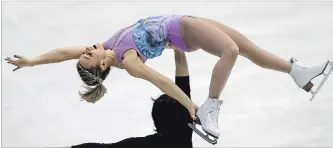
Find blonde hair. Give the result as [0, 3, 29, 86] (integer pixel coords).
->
[76, 63, 110, 103]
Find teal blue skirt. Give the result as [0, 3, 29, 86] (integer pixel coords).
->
[132, 19, 167, 59]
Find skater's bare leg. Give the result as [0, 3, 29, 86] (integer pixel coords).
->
[200, 17, 292, 73]
[200, 17, 332, 100]
[182, 16, 238, 99]
[181, 16, 236, 139]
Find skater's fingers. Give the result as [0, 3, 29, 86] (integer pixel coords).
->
[5, 57, 14, 62]
[192, 115, 197, 120]
[14, 55, 23, 59]
[190, 113, 197, 120]
[5, 59, 12, 63]
[13, 67, 21, 71]
[6, 60, 17, 66]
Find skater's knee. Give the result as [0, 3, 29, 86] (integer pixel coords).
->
[221, 44, 239, 58]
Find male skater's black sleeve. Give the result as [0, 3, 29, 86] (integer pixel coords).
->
[70, 134, 160, 148]
[175, 76, 191, 99]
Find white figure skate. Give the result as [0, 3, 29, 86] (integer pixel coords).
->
[289, 57, 333, 101]
[188, 98, 223, 144]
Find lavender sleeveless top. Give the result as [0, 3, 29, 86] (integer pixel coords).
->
[103, 25, 147, 67]
[103, 15, 175, 67]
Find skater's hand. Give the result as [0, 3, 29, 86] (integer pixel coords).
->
[189, 103, 199, 120]
[5, 55, 33, 71]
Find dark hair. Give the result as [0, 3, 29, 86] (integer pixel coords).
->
[151, 94, 193, 139]
[76, 62, 111, 103]
[70, 94, 194, 148]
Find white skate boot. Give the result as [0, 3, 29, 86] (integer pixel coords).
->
[289, 57, 333, 101]
[188, 98, 223, 144]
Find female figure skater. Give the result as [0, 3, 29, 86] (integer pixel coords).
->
[6, 15, 332, 142]
[69, 49, 193, 148]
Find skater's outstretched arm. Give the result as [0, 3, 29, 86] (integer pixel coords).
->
[5, 42, 107, 71]
[122, 49, 197, 119]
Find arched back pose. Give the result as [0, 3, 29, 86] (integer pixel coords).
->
[6, 15, 332, 144]
[67, 49, 193, 148]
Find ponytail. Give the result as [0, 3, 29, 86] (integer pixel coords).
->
[76, 63, 110, 103]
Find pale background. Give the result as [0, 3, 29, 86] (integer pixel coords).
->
[2, 1, 333, 147]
